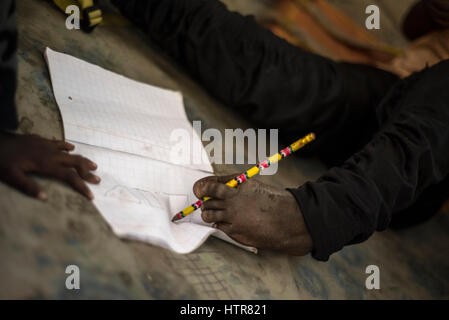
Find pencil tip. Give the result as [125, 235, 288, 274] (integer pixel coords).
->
[171, 214, 180, 222]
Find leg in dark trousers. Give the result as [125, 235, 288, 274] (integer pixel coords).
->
[113, 0, 398, 165]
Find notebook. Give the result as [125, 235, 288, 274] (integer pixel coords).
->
[44, 47, 256, 254]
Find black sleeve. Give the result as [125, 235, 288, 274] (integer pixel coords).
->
[425, 0, 449, 28]
[289, 62, 449, 260]
[0, 0, 18, 131]
[112, 0, 398, 165]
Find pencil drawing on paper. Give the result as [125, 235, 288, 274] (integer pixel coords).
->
[104, 184, 190, 214]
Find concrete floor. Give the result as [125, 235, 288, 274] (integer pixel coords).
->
[0, 0, 447, 299]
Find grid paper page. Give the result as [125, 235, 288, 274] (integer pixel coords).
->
[45, 48, 256, 254]
[73, 142, 255, 254]
[45, 47, 212, 173]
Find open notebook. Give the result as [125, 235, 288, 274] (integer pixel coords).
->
[45, 48, 256, 254]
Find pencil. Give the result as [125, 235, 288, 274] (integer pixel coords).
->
[171, 132, 316, 222]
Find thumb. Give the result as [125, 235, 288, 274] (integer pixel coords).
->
[193, 174, 240, 198]
[215, 173, 241, 184]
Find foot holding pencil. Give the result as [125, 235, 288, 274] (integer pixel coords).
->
[172, 133, 316, 256]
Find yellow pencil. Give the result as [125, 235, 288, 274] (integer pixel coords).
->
[171, 132, 316, 222]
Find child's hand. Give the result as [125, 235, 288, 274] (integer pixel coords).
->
[193, 174, 313, 256]
[0, 132, 100, 200]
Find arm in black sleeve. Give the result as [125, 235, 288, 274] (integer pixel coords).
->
[0, 0, 19, 131]
[289, 61, 449, 260]
[112, 0, 398, 164]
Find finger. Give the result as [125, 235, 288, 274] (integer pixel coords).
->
[216, 174, 241, 184]
[57, 154, 100, 183]
[193, 179, 237, 199]
[54, 140, 75, 152]
[193, 177, 214, 198]
[52, 168, 94, 200]
[202, 210, 228, 223]
[194, 174, 240, 188]
[194, 174, 240, 197]
[71, 154, 98, 171]
[201, 199, 226, 211]
[194, 174, 240, 186]
[6, 169, 46, 201]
